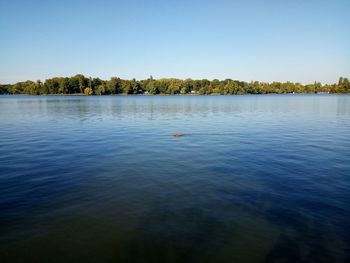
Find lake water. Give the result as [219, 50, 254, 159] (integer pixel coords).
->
[0, 95, 349, 263]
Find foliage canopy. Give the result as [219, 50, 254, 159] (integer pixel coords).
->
[1, 75, 349, 95]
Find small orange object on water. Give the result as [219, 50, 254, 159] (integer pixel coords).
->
[173, 133, 184, 137]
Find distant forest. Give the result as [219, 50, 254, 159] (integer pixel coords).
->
[1, 75, 350, 95]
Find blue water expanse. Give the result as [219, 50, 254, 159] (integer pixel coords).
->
[0, 95, 349, 262]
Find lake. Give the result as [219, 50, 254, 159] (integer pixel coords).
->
[0, 95, 349, 263]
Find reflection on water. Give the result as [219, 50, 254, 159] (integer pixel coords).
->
[0, 95, 350, 262]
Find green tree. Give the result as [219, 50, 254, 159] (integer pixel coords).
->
[106, 77, 122, 94]
[146, 79, 159, 94]
[84, 87, 93, 95]
[122, 80, 132, 94]
[78, 74, 87, 93]
[58, 78, 69, 94]
[131, 78, 140, 94]
[95, 85, 106, 95]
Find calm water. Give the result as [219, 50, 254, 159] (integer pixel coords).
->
[0, 95, 350, 263]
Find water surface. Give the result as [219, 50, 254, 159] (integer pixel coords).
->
[0, 95, 349, 262]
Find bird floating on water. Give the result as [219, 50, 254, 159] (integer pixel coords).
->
[173, 133, 184, 137]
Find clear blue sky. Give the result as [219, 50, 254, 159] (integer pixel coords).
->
[0, 0, 349, 84]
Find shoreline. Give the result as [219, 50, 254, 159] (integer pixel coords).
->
[0, 92, 341, 96]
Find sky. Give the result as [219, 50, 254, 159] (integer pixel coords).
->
[0, 0, 349, 84]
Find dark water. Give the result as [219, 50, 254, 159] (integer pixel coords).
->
[0, 95, 349, 263]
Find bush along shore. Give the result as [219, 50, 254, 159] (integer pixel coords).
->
[1, 75, 349, 95]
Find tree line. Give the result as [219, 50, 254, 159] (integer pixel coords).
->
[0, 75, 349, 95]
